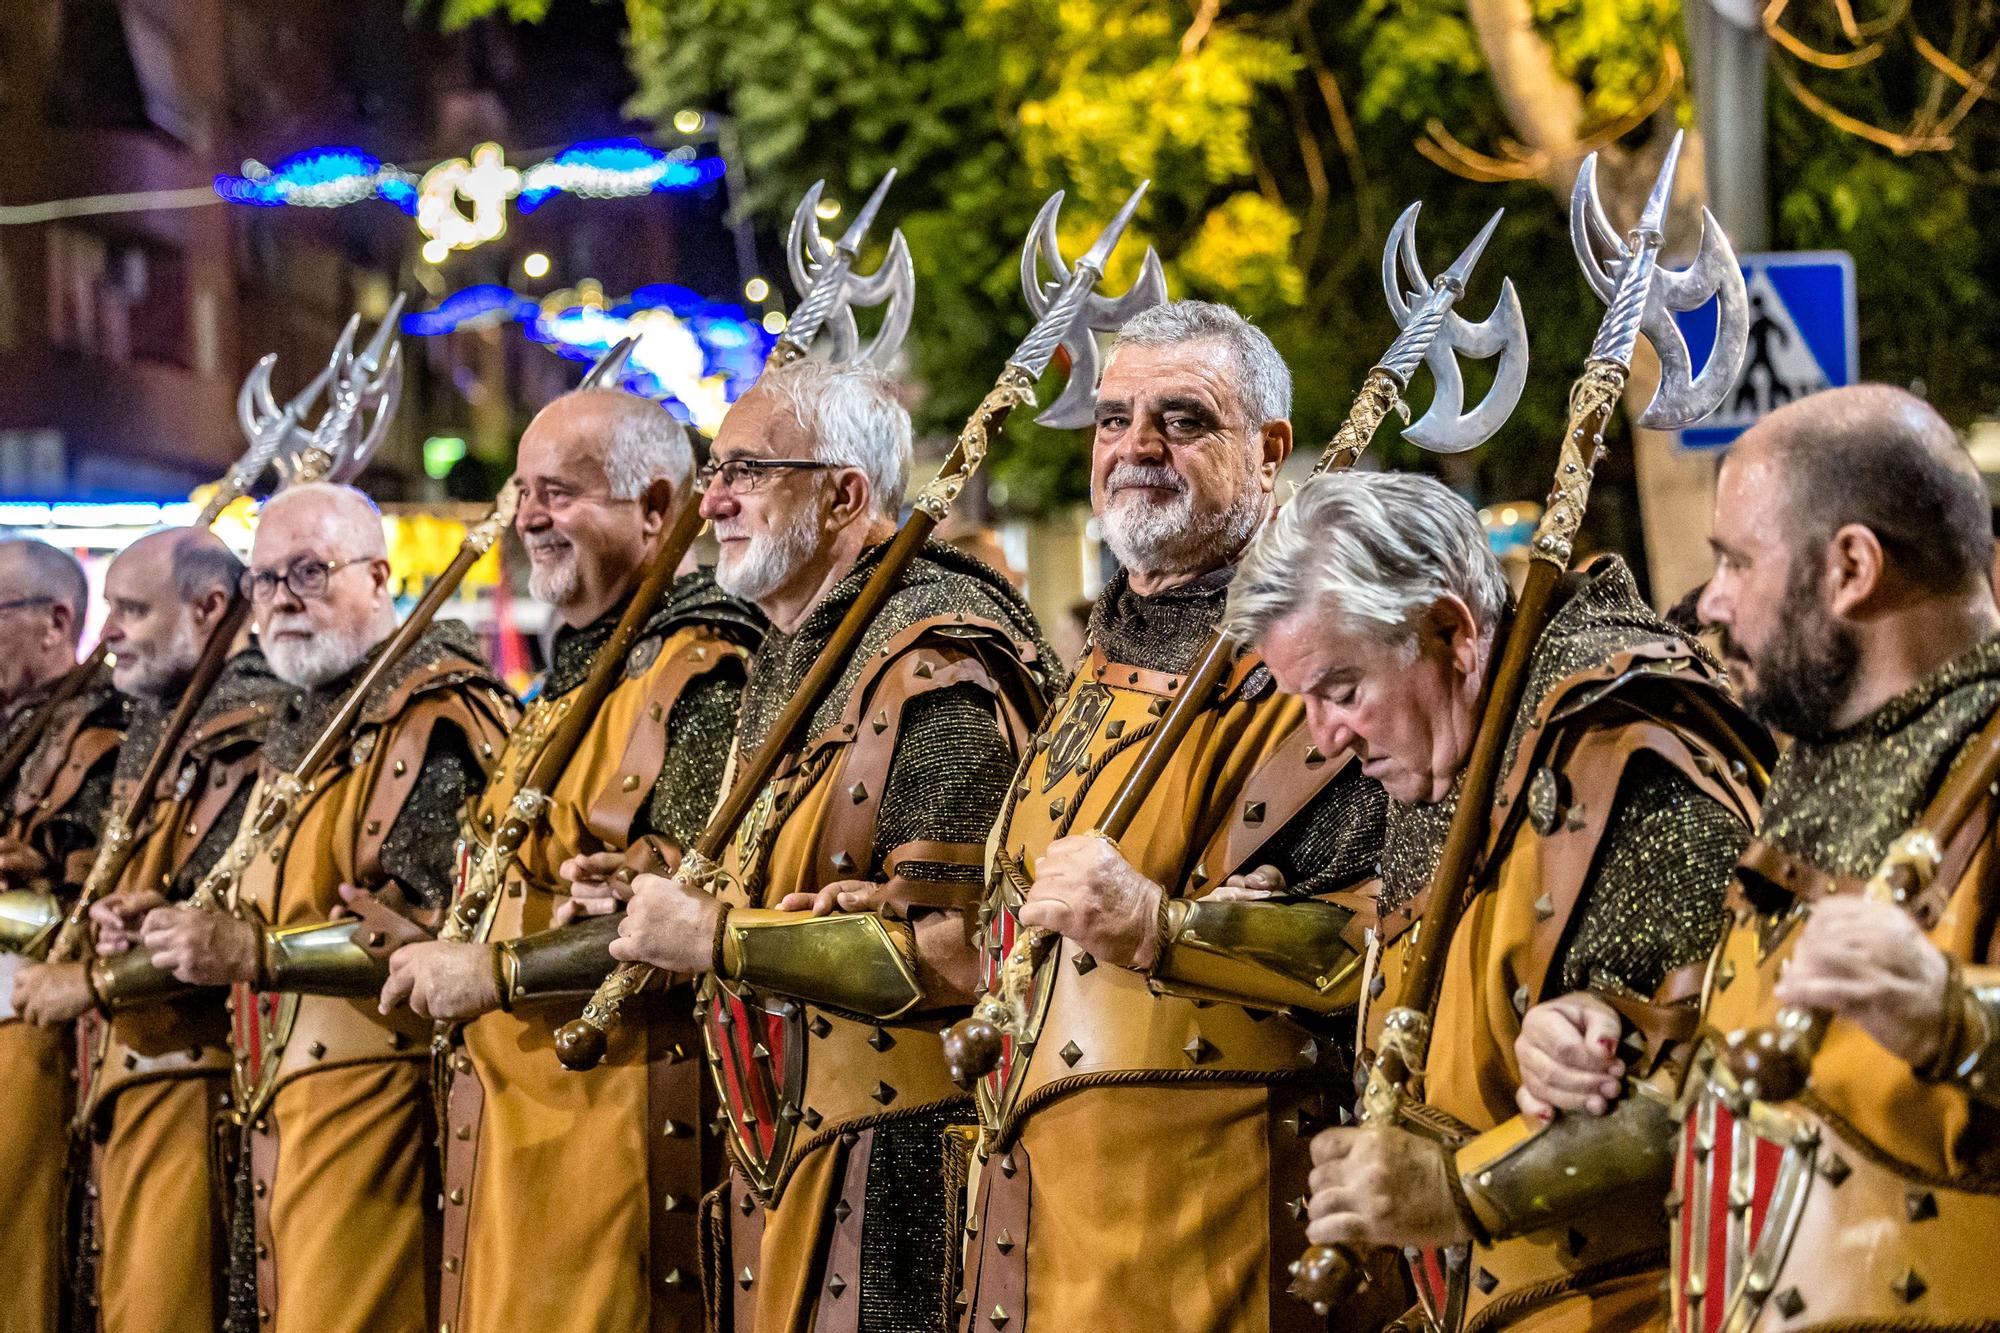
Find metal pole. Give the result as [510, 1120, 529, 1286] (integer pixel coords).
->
[1688, 0, 1770, 251]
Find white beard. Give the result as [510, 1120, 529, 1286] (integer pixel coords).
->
[525, 537, 579, 606]
[1098, 463, 1263, 577]
[715, 506, 820, 604]
[263, 618, 379, 688]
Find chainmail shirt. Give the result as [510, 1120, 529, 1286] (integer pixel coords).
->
[1378, 559, 1751, 996]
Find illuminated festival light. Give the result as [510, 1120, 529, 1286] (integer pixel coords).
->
[402, 282, 773, 434]
[215, 137, 728, 255]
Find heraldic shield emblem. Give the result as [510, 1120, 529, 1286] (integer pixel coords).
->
[701, 978, 808, 1198]
[1670, 1049, 1818, 1333]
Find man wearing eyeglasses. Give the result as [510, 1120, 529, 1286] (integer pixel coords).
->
[374, 389, 762, 1333]
[0, 537, 124, 1333]
[95, 483, 515, 1333]
[12, 527, 282, 1333]
[607, 359, 1054, 1332]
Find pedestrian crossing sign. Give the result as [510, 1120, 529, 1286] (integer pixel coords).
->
[1673, 250, 1857, 450]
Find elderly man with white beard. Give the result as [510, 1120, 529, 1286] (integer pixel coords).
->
[605, 358, 1054, 1332]
[100, 482, 515, 1333]
[957, 300, 1401, 1333]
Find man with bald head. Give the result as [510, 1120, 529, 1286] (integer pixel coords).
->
[377, 389, 760, 1333]
[0, 537, 122, 1333]
[12, 527, 285, 1333]
[1512, 384, 2000, 1325]
[95, 483, 514, 1333]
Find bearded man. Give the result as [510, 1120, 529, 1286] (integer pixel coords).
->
[376, 390, 759, 1333]
[93, 483, 515, 1333]
[606, 358, 1053, 1332]
[1227, 470, 1768, 1330]
[958, 301, 1396, 1333]
[11, 528, 283, 1333]
[1518, 385, 2000, 1328]
[0, 537, 122, 1333]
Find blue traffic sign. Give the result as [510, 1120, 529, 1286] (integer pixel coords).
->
[1675, 251, 1857, 450]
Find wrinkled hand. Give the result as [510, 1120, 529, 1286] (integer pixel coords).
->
[1208, 864, 1285, 904]
[555, 850, 639, 926]
[1305, 1126, 1470, 1251]
[140, 906, 260, 987]
[91, 889, 168, 955]
[1515, 991, 1626, 1120]
[1019, 835, 1163, 971]
[774, 880, 897, 916]
[14, 961, 94, 1026]
[609, 873, 721, 975]
[379, 939, 498, 1020]
[1774, 895, 1953, 1068]
[0, 835, 47, 882]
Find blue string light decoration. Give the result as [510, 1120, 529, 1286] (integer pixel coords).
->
[215, 138, 727, 252]
[403, 282, 774, 434]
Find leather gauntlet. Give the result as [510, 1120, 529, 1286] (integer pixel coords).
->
[498, 914, 622, 1006]
[1455, 1079, 1678, 1241]
[258, 919, 388, 997]
[1918, 963, 2000, 1109]
[1146, 896, 1363, 1014]
[718, 908, 924, 1021]
[91, 948, 204, 1012]
[0, 889, 61, 955]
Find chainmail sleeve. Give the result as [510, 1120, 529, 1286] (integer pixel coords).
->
[1557, 752, 1748, 997]
[872, 682, 1016, 889]
[639, 661, 746, 850]
[378, 725, 483, 911]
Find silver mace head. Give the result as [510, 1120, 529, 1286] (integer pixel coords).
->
[782, 170, 915, 368]
[1379, 202, 1529, 454]
[1571, 129, 1748, 429]
[1015, 181, 1169, 429]
[284, 293, 408, 487]
[233, 351, 336, 498]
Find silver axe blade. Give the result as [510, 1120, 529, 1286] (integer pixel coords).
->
[1017, 184, 1169, 429]
[580, 335, 640, 390]
[233, 353, 335, 497]
[1570, 130, 1748, 429]
[296, 293, 407, 486]
[1379, 202, 1529, 454]
[783, 171, 914, 367]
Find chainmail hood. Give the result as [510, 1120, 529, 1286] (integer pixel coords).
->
[734, 539, 1056, 758]
[1087, 564, 1238, 676]
[112, 648, 284, 792]
[1757, 631, 2000, 881]
[262, 619, 491, 771]
[543, 567, 764, 698]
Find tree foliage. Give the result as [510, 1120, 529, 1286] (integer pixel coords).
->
[432, 0, 2000, 567]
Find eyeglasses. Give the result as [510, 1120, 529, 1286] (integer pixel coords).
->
[0, 596, 54, 616]
[241, 556, 371, 603]
[696, 457, 839, 495]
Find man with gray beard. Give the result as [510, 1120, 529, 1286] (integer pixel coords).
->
[607, 358, 1053, 1332]
[102, 483, 515, 1333]
[13, 527, 285, 1333]
[375, 389, 760, 1333]
[958, 300, 1399, 1333]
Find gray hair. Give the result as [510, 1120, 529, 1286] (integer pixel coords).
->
[1224, 471, 1509, 652]
[258, 483, 388, 559]
[556, 390, 694, 499]
[169, 532, 245, 605]
[759, 359, 911, 521]
[0, 538, 88, 643]
[1107, 299, 1291, 428]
